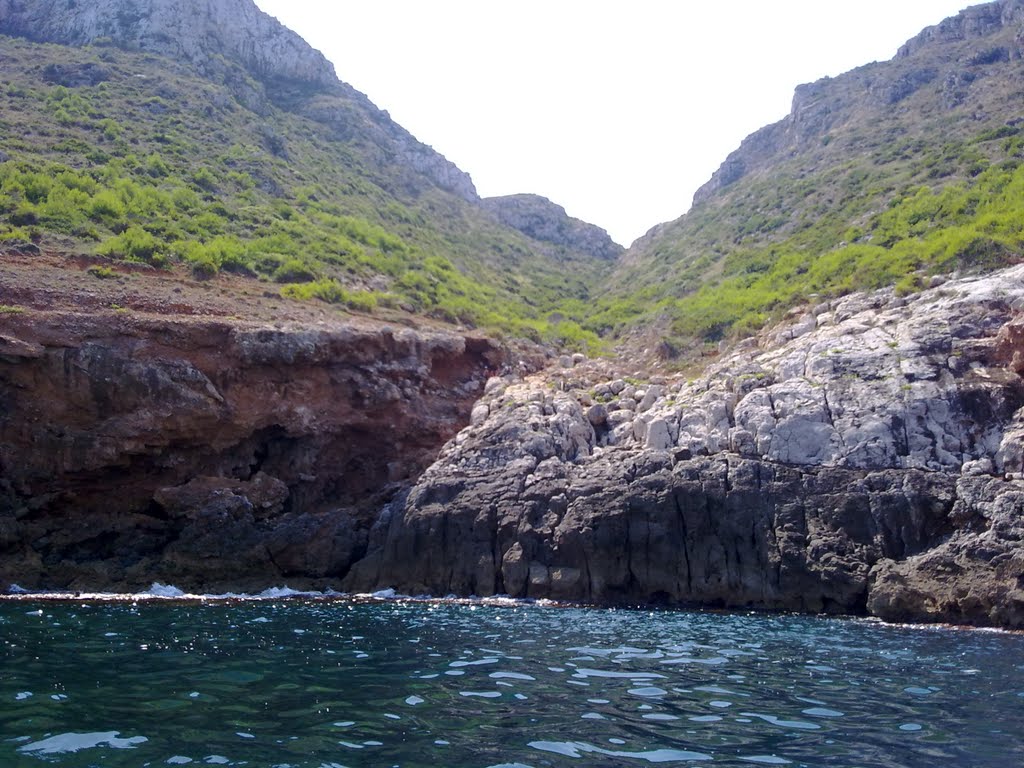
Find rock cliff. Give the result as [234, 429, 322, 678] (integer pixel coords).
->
[0, 0, 479, 201]
[0, 311, 503, 591]
[0, 0, 336, 86]
[347, 266, 1024, 628]
[483, 194, 624, 260]
[693, 0, 1024, 205]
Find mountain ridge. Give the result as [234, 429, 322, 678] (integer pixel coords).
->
[0, 0, 618, 346]
[0, 0, 337, 86]
[590, 0, 1024, 352]
[692, 0, 1024, 208]
[0, 0, 481, 202]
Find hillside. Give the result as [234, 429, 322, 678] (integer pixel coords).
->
[7, 2, 1024, 360]
[590, 0, 1024, 353]
[0, 0, 617, 348]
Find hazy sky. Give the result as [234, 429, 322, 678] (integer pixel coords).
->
[253, 1, 971, 246]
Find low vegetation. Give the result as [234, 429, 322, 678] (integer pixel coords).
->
[4, 29, 1024, 360]
[0, 37, 606, 350]
[591, 103, 1024, 347]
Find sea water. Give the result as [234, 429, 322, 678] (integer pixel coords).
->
[1, 596, 1022, 767]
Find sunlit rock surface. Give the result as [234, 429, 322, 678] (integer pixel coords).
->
[348, 266, 1024, 628]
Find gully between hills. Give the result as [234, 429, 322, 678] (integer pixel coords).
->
[2, 267, 1024, 629]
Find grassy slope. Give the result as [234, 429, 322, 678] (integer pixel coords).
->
[6, 8, 1024, 361]
[0, 37, 609, 349]
[588, 12, 1024, 350]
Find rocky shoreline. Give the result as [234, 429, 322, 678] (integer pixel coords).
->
[346, 266, 1024, 629]
[2, 267, 1024, 628]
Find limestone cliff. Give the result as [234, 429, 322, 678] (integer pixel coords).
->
[483, 194, 624, 260]
[0, 0, 479, 201]
[0, 0, 336, 86]
[347, 266, 1024, 628]
[0, 311, 503, 591]
[693, 0, 1024, 205]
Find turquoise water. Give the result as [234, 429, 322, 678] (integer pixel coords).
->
[1, 598, 1022, 767]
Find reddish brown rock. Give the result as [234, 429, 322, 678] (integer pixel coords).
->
[0, 310, 503, 592]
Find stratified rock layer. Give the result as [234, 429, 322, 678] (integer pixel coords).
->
[347, 267, 1024, 628]
[0, 311, 502, 592]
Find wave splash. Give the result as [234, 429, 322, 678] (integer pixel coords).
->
[2, 582, 554, 607]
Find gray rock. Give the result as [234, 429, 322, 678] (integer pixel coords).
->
[470, 404, 490, 426]
[586, 404, 608, 427]
[644, 419, 672, 450]
[0, 0, 338, 86]
[638, 385, 664, 412]
[606, 410, 633, 429]
[346, 265, 1024, 629]
[482, 194, 623, 261]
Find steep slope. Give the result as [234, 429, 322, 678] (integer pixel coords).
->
[0, 0, 339, 88]
[483, 194, 623, 262]
[0, 0, 611, 341]
[593, 0, 1024, 349]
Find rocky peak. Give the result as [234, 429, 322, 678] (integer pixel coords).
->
[897, 0, 1024, 59]
[693, 0, 1024, 206]
[0, 0, 337, 86]
[0, 0, 480, 201]
[482, 194, 623, 260]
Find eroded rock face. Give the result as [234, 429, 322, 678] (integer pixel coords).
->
[0, 0, 337, 86]
[693, 0, 1024, 204]
[0, 0, 480, 202]
[0, 312, 503, 592]
[483, 194, 624, 260]
[348, 266, 1024, 628]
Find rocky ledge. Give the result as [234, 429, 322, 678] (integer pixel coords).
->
[347, 266, 1024, 629]
[0, 311, 503, 592]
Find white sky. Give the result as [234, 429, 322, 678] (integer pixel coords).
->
[254, 1, 971, 246]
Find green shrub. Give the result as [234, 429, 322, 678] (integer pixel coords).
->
[144, 153, 170, 178]
[87, 265, 119, 279]
[272, 258, 317, 283]
[97, 226, 168, 267]
[191, 167, 217, 192]
[281, 279, 380, 312]
[188, 252, 219, 278]
[9, 204, 38, 226]
[98, 118, 121, 141]
[38, 186, 89, 231]
[89, 189, 126, 223]
[894, 273, 924, 297]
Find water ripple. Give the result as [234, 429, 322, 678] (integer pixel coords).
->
[1, 601, 1022, 767]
